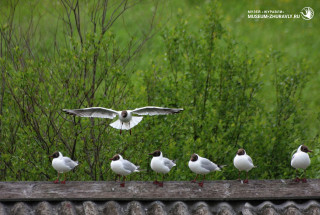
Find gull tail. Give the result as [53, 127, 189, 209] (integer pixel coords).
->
[129, 116, 143, 129]
[110, 117, 143, 130]
[110, 120, 122, 129]
[172, 159, 177, 166]
[217, 164, 227, 171]
[134, 166, 141, 172]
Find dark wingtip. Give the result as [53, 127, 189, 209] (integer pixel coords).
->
[218, 165, 227, 170]
[172, 108, 184, 114]
[62, 109, 76, 116]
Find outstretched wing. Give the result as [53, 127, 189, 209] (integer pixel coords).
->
[132, 106, 183, 116]
[63, 107, 119, 119]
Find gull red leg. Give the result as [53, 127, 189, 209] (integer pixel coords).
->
[120, 176, 126, 187]
[198, 175, 205, 187]
[238, 171, 241, 181]
[153, 173, 159, 185]
[61, 173, 67, 184]
[54, 172, 60, 184]
[191, 174, 198, 183]
[158, 175, 164, 187]
[120, 123, 123, 135]
[294, 169, 300, 182]
[244, 172, 249, 184]
[302, 170, 307, 183]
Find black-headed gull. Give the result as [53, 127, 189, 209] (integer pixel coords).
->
[149, 150, 176, 187]
[110, 154, 140, 187]
[233, 148, 255, 183]
[188, 153, 223, 187]
[291, 145, 312, 183]
[63, 106, 183, 134]
[49, 151, 78, 184]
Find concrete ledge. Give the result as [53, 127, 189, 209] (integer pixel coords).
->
[1, 179, 320, 202]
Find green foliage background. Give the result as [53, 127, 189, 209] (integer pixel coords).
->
[0, 0, 319, 182]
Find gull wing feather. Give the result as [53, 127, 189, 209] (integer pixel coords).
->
[63, 107, 119, 119]
[63, 157, 78, 170]
[200, 158, 220, 172]
[163, 158, 176, 169]
[132, 106, 183, 116]
[122, 160, 139, 173]
[247, 155, 254, 166]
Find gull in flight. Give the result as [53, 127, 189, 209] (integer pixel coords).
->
[63, 106, 183, 134]
[49, 151, 78, 184]
[291, 145, 312, 183]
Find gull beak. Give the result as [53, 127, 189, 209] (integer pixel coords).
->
[48, 155, 53, 158]
[308, 150, 313, 153]
[148, 153, 153, 155]
[109, 158, 113, 160]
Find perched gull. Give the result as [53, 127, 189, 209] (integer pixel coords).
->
[233, 148, 255, 183]
[149, 150, 176, 187]
[291, 145, 312, 183]
[49, 151, 78, 184]
[63, 106, 183, 134]
[110, 154, 140, 187]
[188, 153, 223, 187]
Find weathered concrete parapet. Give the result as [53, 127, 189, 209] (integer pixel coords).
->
[0, 180, 320, 214]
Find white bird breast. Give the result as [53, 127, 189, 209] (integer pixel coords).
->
[119, 112, 132, 123]
[291, 152, 310, 170]
[111, 161, 131, 176]
[52, 159, 72, 173]
[233, 155, 254, 172]
[151, 157, 170, 174]
[188, 160, 210, 174]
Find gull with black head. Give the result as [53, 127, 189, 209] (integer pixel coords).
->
[188, 153, 223, 187]
[149, 150, 176, 187]
[49, 151, 78, 184]
[291, 145, 312, 183]
[63, 106, 183, 135]
[110, 154, 140, 187]
[233, 148, 255, 183]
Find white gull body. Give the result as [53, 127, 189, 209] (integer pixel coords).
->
[291, 145, 311, 170]
[233, 150, 255, 172]
[150, 151, 176, 174]
[52, 152, 78, 173]
[110, 154, 140, 176]
[188, 154, 221, 174]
